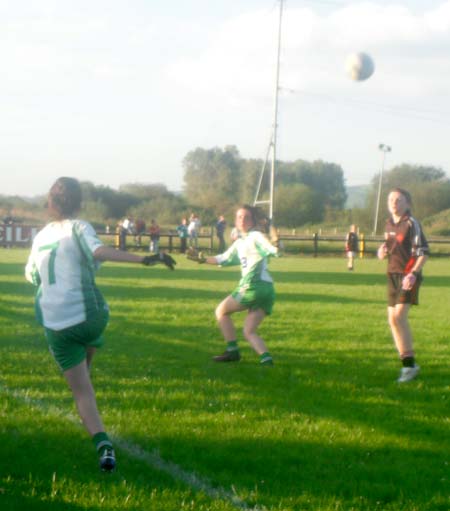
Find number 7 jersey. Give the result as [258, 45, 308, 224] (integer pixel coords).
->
[25, 219, 107, 330]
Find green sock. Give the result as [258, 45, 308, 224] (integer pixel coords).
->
[93, 432, 113, 454]
[226, 341, 239, 352]
[259, 352, 273, 364]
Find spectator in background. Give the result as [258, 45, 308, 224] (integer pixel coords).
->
[216, 215, 227, 253]
[118, 217, 134, 251]
[134, 218, 146, 247]
[176, 217, 188, 254]
[118, 221, 127, 251]
[188, 213, 201, 248]
[345, 224, 359, 271]
[149, 219, 161, 253]
[122, 217, 133, 235]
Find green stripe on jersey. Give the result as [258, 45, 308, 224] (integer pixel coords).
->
[72, 224, 106, 320]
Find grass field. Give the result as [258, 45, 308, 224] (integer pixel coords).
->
[0, 249, 448, 511]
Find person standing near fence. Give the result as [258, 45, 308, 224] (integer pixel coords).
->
[118, 220, 127, 251]
[25, 177, 176, 472]
[345, 224, 359, 270]
[216, 215, 227, 253]
[176, 217, 188, 254]
[377, 188, 429, 383]
[134, 218, 146, 247]
[149, 219, 161, 253]
[188, 213, 201, 248]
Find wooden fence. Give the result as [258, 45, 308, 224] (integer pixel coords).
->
[3, 224, 450, 257]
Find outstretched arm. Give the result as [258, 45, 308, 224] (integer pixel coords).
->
[94, 246, 176, 270]
[203, 256, 219, 265]
[94, 245, 145, 264]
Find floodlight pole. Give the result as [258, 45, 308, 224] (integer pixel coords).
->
[270, 0, 283, 222]
[254, 0, 284, 224]
[373, 143, 392, 234]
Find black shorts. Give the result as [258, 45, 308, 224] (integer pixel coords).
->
[387, 273, 422, 307]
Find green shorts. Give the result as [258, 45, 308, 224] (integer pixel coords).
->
[45, 308, 109, 372]
[231, 280, 275, 315]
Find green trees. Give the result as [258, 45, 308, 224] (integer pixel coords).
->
[182, 147, 347, 226]
[368, 164, 450, 224]
[278, 159, 347, 210]
[182, 146, 241, 217]
[119, 183, 187, 224]
[80, 182, 139, 221]
[3, 148, 449, 231]
[274, 184, 321, 227]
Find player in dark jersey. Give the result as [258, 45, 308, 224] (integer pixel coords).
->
[377, 188, 429, 383]
[345, 224, 359, 270]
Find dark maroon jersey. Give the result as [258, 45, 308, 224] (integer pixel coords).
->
[346, 232, 358, 252]
[384, 214, 429, 274]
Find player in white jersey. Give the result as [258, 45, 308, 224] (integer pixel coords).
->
[188, 205, 279, 365]
[25, 177, 176, 472]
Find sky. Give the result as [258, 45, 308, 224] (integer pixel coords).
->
[1, 0, 450, 196]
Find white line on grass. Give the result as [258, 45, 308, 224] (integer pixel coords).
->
[0, 383, 263, 511]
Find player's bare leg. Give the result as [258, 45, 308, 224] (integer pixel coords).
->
[213, 295, 246, 362]
[347, 253, 354, 270]
[64, 360, 116, 471]
[64, 360, 104, 435]
[86, 347, 96, 371]
[243, 309, 268, 354]
[244, 309, 273, 365]
[215, 295, 246, 340]
[388, 304, 413, 358]
[388, 304, 419, 382]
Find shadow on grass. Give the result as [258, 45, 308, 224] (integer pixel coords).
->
[1, 258, 448, 510]
[71, 316, 450, 444]
[1, 332, 448, 511]
[0, 494, 88, 511]
[0, 409, 222, 511]
[1, 371, 447, 511]
[127, 431, 448, 510]
[0, 279, 385, 310]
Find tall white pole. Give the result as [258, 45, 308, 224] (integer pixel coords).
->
[269, 0, 284, 222]
[373, 144, 391, 234]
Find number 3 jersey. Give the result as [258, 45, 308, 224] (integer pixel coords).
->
[25, 219, 107, 331]
[215, 230, 278, 286]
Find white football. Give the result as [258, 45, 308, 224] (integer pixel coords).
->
[345, 52, 375, 81]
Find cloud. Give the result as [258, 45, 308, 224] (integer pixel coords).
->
[425, 1, 450, 32]
[166, 1, 450, 102]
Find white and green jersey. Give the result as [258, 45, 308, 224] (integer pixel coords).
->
[215, 230, 278, 287]
[25, 219, 106, 331]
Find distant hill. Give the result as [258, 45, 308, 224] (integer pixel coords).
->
[422, 208, 450, 236]
[346, 185, 370, 209]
